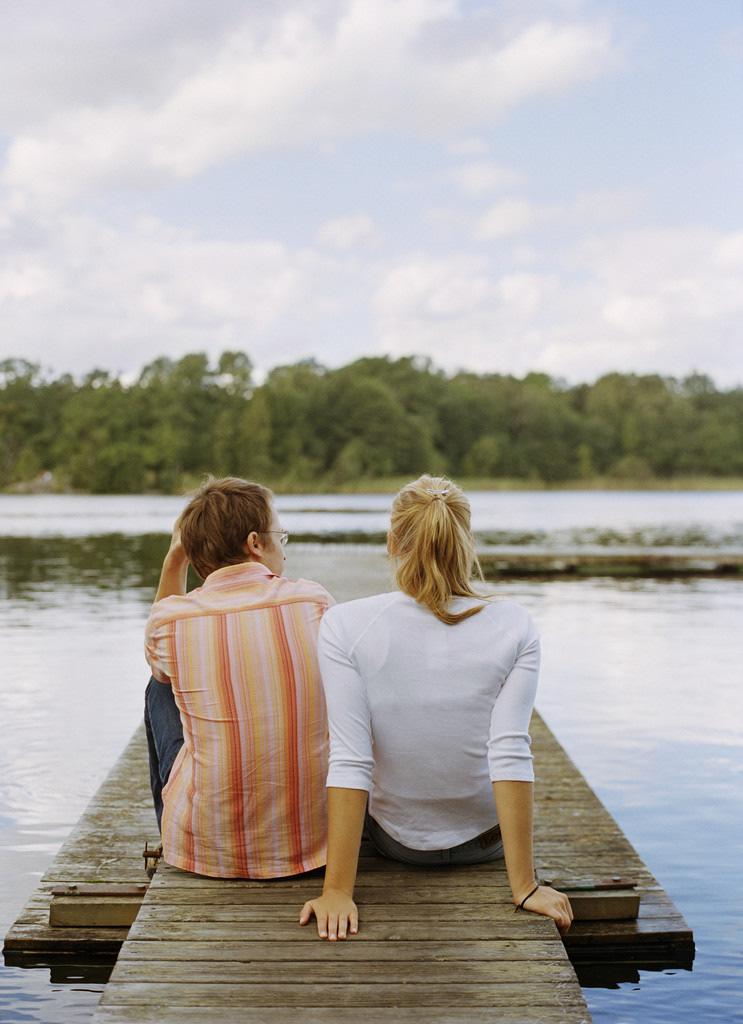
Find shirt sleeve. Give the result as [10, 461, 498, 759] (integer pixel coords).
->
[487, 616, 540, 783]
[317, 612, 374, 792]
[144, 611, 175, 685]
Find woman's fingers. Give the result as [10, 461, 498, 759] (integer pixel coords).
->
[521, 885, 573, 933]
[297, 899, 329, 937]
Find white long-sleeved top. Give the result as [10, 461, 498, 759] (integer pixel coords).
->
[317, 591, 540, 851]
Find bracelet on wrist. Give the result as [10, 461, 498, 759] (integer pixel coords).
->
[514, 882, 540, 913]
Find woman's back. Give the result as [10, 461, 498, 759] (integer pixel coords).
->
[318, 590, 539, 850]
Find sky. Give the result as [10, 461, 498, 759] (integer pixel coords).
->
[1, 0, 742, 386]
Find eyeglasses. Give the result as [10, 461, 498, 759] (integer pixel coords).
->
[261, 530, 289, 547]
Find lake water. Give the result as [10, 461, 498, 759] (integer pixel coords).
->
[1, 492, 742, 1023]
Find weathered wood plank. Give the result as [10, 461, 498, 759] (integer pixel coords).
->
[98, 981, 589, 1008]
[109, 959, 578, 984]
[118, 939, 567, 962]
[144, 872, 514, 891]
[135, 885, 516, 905]
[133, 902, 528, 923]
[125, 918, 553, 942]
[93, 1007, 592, 1024]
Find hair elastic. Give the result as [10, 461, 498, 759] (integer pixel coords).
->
[515, 883, 540, 912]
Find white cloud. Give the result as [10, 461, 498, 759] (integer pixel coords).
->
[0, 210, 351, 375]
[2, 204, 742, 386]
[0, 1, 251, 128]
[373, 225, 743, 384]
[1, 1, 616, 205]
[446, 137, 490, 157]
[450, 160, 523, 197]
[375, 254, 494, 321]
[473, 189, 642, 241]
[374, 253, 557, 371]
[316, 214, 379, 249]
[0, 4, 737, 390]
[571, 188, 644, 222]
[601, 295, 667, 334]
[475, 198, 541, 239]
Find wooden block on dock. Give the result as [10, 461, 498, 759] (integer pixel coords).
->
[50, 885, 148, 928]
[541, 878, 640, 921]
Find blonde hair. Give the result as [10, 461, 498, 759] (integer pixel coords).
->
[389, 474, 485, 625]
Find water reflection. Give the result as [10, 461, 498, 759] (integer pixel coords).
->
[1, 525, 742, 1023]
[0, 534, 165, 600]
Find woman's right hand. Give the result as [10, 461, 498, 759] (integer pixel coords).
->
[516, 884, 573, 934]
[299, 888, 358, 940]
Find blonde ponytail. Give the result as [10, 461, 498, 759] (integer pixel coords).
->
[389, 475, 485, 624]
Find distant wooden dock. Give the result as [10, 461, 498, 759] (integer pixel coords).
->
[479, 547, 743, 578]
[4, 714, 693, 1023]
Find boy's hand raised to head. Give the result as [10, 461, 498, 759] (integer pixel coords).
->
[299, 889, 358, 940]
[165, 520, 186, 560]
[167, 528, 187, 561]
[154, 519, 189, 602]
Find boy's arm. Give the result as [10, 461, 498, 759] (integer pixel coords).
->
[154, 526, 189, 603]
[145, 524, 188, 685]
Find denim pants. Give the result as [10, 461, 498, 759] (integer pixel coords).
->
[143, 677, 184, 831]
[365, 813, 504, 866]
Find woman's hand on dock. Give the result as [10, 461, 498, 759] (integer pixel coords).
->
[515, 884, 573, 934]
[299, 889, 358, 940]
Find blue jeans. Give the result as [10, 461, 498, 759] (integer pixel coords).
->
[143, 677, 184, 831]
[365, 813, 504, 866]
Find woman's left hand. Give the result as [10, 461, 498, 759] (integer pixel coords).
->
[299, 889, 358, 940]
[516, 884, 573, 934]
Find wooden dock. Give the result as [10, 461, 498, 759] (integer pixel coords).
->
[478, 547, 743, 577]
[3, 727, 158, 959]
[530, 715, 693, 967]
[4, 713, 693, 1023]
[92, 853, 590, 1024]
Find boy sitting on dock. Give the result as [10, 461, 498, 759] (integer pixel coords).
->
[143, 477, 333, 879]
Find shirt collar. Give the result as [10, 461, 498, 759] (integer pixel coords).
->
[201, 561, 276, 589]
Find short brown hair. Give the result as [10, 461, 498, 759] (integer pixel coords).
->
[179, 477, 273, 580]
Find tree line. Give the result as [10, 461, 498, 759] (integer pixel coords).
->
[1, 352, 741, 493]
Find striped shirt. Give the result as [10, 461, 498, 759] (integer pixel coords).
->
[145, 561, 333, 879]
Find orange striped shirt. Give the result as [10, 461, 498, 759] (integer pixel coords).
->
[145, 562, 332, 879]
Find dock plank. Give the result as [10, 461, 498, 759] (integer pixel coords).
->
[3, 726, 158, 956]
[118, 939, 564, 961]
[98, 980, 588, 1008]
[94, 1007, 591, 1024]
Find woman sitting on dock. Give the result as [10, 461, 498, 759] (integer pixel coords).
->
[300, 474, 573, 939]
